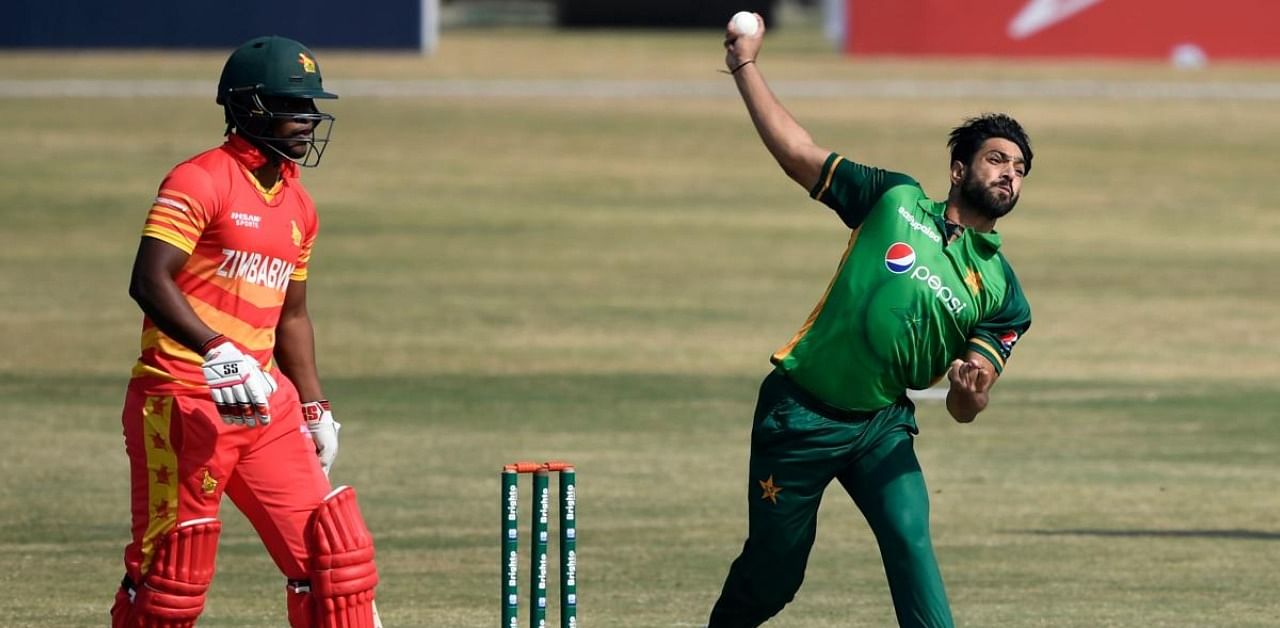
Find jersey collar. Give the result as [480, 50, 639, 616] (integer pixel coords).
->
[967, 227, 1002, 253]
[928, 201, 1003, 253]
[222, 133, 300, 180]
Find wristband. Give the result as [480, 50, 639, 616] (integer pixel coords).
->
[302, 399, 331, 423]
[199, 334, 227, 355]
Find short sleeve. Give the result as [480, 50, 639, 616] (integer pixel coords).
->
[809, 153, 921, 229]
[290, 189, 319, 282]
[141, 163, 219, 254]
[966, 258, 1031, 374]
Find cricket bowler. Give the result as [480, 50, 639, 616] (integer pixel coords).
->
[708, 14, 1034, 628]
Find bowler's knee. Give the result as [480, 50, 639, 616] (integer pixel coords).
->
[876, 512, 935, 557]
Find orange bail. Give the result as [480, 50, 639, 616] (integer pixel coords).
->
[503, 461, 544, 473]
[503, 460, 575, 473]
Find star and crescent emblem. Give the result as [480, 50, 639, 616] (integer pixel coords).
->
[964, 267, 983, 295]
[759, 475, 783, 505]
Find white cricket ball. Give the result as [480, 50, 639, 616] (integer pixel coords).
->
[731, 11, 760, 37]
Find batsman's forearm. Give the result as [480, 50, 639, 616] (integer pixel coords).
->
[274, 314, 324, 402]
[129, 273, 218, 353]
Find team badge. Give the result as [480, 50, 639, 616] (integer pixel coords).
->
[999, 330, 1020, 350]
[758, 475, 783, 505]
[291, 220, 302, 247]
[884, 242, 916, 274]
[201, 469, 218, 495]
[298, 52, 317, 73]
[964, 267, 983, 295]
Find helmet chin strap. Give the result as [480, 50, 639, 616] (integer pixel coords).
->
[225, 93, 333, 168]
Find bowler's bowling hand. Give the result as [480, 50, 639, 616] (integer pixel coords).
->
[724, 12, 765, 73]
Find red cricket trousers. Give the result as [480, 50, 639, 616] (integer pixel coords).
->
[119, 374, 331, 585]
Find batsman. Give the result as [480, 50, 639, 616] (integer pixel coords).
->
[110, 36, 379, 627]
[709, 14, 1034, 628]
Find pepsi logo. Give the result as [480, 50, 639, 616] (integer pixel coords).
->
[999, 330, 1020, 349]
[884, 242, 916, 274]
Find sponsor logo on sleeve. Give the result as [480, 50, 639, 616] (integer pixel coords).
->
[999, 330, 1020, 351]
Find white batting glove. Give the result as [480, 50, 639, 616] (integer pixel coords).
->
[302, 400, 341, 475]
[201, 338, 277, 427]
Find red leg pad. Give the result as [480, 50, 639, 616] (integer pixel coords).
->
[111, 583, 133, 628]
[308, 486, 379, 628]
[124, 518, 221, 628]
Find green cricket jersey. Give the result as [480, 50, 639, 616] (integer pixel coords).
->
[771, 153, 1032, 412]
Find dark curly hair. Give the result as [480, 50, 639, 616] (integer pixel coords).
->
[948, 114, 1033, 175]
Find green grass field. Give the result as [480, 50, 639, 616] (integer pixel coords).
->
[2, 28, 1280, 627]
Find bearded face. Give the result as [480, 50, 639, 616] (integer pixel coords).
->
[959, 167, 1019, 219]
[954, 137, 1025, 220]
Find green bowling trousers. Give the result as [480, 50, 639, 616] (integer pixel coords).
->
[709, 370, 954, 628]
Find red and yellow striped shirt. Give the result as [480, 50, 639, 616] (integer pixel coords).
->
[131, 134, 319, 394]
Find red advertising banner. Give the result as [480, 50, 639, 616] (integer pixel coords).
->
[847, 0, 1280, 60]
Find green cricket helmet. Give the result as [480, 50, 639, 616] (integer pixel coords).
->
[217, 36, 337, 167]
